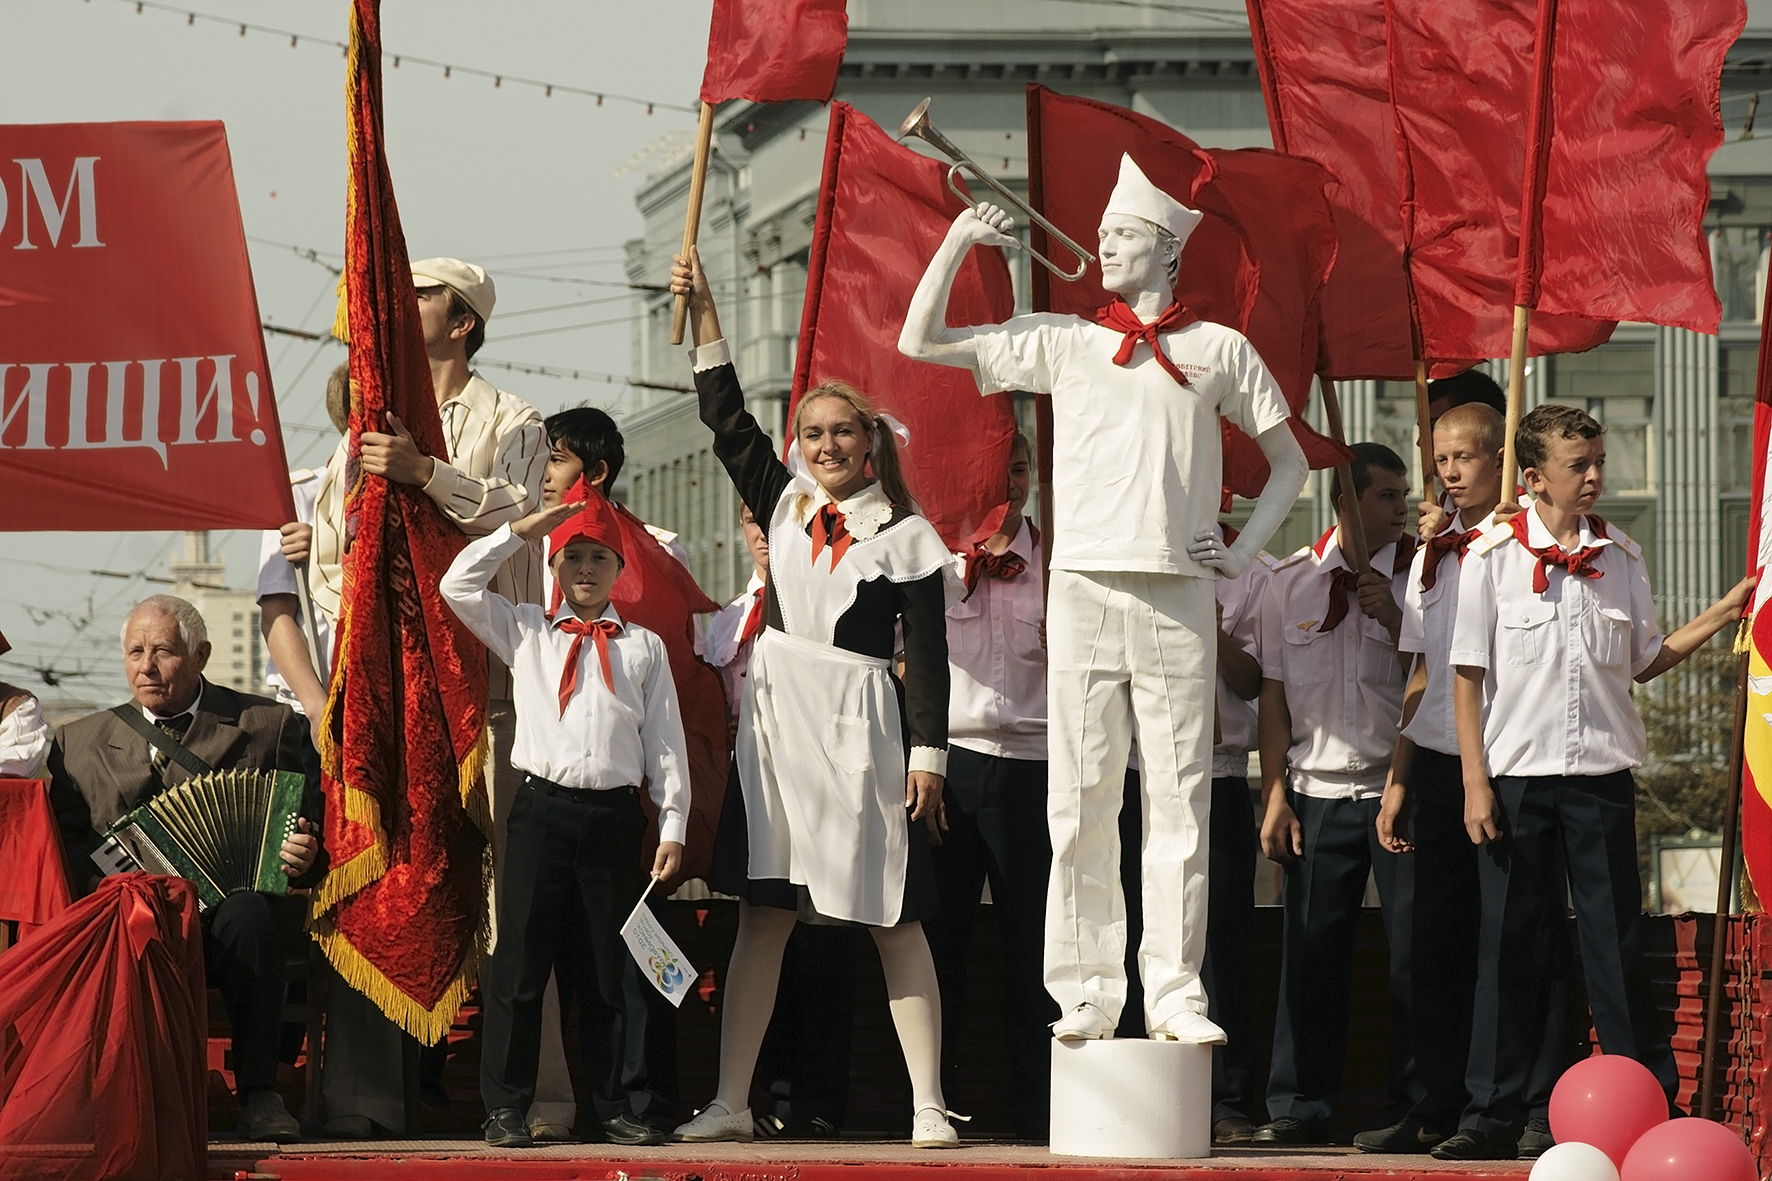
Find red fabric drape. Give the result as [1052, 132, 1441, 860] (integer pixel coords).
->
[700, 0, 848, 104]
[0, 875, 206, 1181]
[789, 101, 1019, 548]
[312, 0, 491, 1045]
[607, 504, 728, 886]
[1024, 85, 1350, 498]
[0, 779, 72, 938]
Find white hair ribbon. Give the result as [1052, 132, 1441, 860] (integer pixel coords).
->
[874, 411, 911, 455]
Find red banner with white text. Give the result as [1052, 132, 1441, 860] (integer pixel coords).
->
[0, 121, 294, 530]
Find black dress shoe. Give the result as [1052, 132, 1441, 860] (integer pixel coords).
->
[483, 1107, 534, 1148]
[1430, 1127, 1520, 1161]
[1352, 1116, 1452, 1154]
[602, 1113, 667, 1146]
[1517, 1116, 1555, 1158]
[1213, 1116, 1255, 1145]
[1252, 1116, 1328, 1145]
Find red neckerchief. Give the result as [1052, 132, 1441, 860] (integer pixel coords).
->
[962, 546, 1029, 602]
[1094, 299, 1200, 387]
[555, 616, 621, 715]
[809, 503, 854, 568]
[738, 585, 766, 646]
[1510, 511, 1607, 594]
[1420, 521, 1483, 592]
[1312, 528, 1416, 632]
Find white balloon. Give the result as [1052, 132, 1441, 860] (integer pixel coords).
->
[1530, 1141, 1621, 1181]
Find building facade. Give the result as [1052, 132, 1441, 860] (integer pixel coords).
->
[168, 530, 264, 695]
[620, 0, 1772, 619]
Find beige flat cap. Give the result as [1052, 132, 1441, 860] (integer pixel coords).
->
[411, 257, 495, 321]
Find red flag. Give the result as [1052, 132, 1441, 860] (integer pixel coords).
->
[311, 0, 491, 1044]
[606, 505, 728, 887]
[1245, 0, 1419, 380]
[0, 122, 296, 530]
[790, 101, 1018, 548]
[1513, 0, 1741, 331]
[1025, 86, 1350, 497]
[700, 0, 848, 105]
[1385, 0, 1616, 360]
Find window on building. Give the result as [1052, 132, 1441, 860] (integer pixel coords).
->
[1706, 178, 1772, 325]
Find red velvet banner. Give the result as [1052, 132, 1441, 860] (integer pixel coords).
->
[789, 101, 1018, 549]
[0, 121, 295, 531]
[700, 0, 848, 105]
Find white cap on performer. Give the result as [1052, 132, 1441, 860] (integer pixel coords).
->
[411, 257, 496, 321]
[1102, 154, 1202, 249]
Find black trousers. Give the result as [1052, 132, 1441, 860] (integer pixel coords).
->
[205, 890, 288, 1097]
[1462, 771, 1672, 1136]
[1406, 747, 1481, 1129]
[1266, 792, 1416, 1127]
[924, 747, 1056, 1139]
[1116, 771, 1259, 1122]
[619, 895, 680, 1128]
[755, 923, 859, 1131]
[480, 778, 645, 1120]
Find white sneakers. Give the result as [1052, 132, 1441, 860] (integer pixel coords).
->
[1051, 1001, 1117, 1041]
[673, 1100, 754, 1142]
[911, 1107, 961, 1148]
[1149, 1011, 1228, 1045]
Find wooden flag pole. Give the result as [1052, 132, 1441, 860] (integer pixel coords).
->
[1700, 644, 1753, 1119]
[1498, 304, 1532, 511]
[1413, 359, 1437, 500]
[670, 102, 718, 346]
[1320, 376, 1370, 576]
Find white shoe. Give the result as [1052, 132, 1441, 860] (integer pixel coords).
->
[911, 1107, 961, 1149]
[1051, 1001, 1116, 1041]
[673, 1100, 754, 1142]
[1149, 1011, 1228, 1045]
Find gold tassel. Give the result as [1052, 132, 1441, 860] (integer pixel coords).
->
[1737, 615, 1753, 655]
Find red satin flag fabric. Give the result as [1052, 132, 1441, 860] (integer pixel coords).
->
[790, 101, 1018, 548]
[0, 122, 296, 530]
[1025, 86, 1350, 498]
[1512, 0, 1741, 330]
[1384, 0, 1616, 359]
[0, 779, 72, 938]
[607, 503, 728, 885]
[312, 0, 491, 1045]
[0, 875, 206, 1181]
[700, 0, 848, 104]
[1244, 0, 1419, 380]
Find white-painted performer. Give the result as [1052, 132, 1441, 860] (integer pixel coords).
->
[899, 156, 1309, 1044]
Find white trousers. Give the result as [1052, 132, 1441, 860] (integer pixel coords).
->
[1044, 569, 1215, 1030]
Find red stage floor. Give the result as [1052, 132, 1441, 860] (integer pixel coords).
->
[208, 1137, 1536, 1181]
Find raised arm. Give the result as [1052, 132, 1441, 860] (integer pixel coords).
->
[897, 202, 1020, 369]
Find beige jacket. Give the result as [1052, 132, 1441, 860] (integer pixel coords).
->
[311, 374, 548, 697]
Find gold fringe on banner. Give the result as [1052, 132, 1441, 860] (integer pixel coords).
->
[1737, 615, 1753, 655]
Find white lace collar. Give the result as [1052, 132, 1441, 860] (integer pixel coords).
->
[795, 479, 895, 541]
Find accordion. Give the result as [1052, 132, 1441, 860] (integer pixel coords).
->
[91, 768, 306, 911]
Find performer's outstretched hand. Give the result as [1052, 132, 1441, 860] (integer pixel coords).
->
[1188, 529, 1250, 579]
[948, 201, 1019, 251]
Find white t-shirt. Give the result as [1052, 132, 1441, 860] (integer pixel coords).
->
[970, 313, 1291, 578]
[256, 468, 333, 714]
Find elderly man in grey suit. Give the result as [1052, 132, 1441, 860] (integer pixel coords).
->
[47, 594, 325, 1143]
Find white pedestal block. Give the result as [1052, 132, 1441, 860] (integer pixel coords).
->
[1048, 1038, 1211, 1159]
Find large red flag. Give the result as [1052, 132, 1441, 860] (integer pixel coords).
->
[1384, 0, 1616, 360]
[310, 0, 491, 1044]
[1025, 86, 1350, 497]
[790, 101, 1017, 548]
[700, 0, 848, 105]
[1513, 0, 1741, 331]
[0, 122, 296, 530]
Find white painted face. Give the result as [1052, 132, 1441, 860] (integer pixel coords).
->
[1096, 213, 1175, 297]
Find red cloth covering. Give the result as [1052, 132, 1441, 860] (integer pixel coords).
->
[790, 101, 1019, 549]
[312, 0, 491, 1045]
[700, 0, 848, 104]
[607, 503, 728, 886]
[1511, 0, 1741, 331]
[548, 480, 626, 563]
[1024, 85, 1350, 499]
[0, 875, 206, 1181]
[1383, 0, 1617, 360]
[0, 779, 72, 939]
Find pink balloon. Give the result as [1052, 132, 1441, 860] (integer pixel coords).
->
[1548, 1055, 1668, 1169]
[1620, 1117, 1756, 1181]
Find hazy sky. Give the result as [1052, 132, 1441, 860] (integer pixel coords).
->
[3, 0, 712, 707]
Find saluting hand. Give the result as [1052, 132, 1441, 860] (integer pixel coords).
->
[512, 498, 584, 542]
[360, 412, 436, 486]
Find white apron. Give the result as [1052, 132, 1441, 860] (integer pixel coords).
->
[736, 629, 908, 926]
